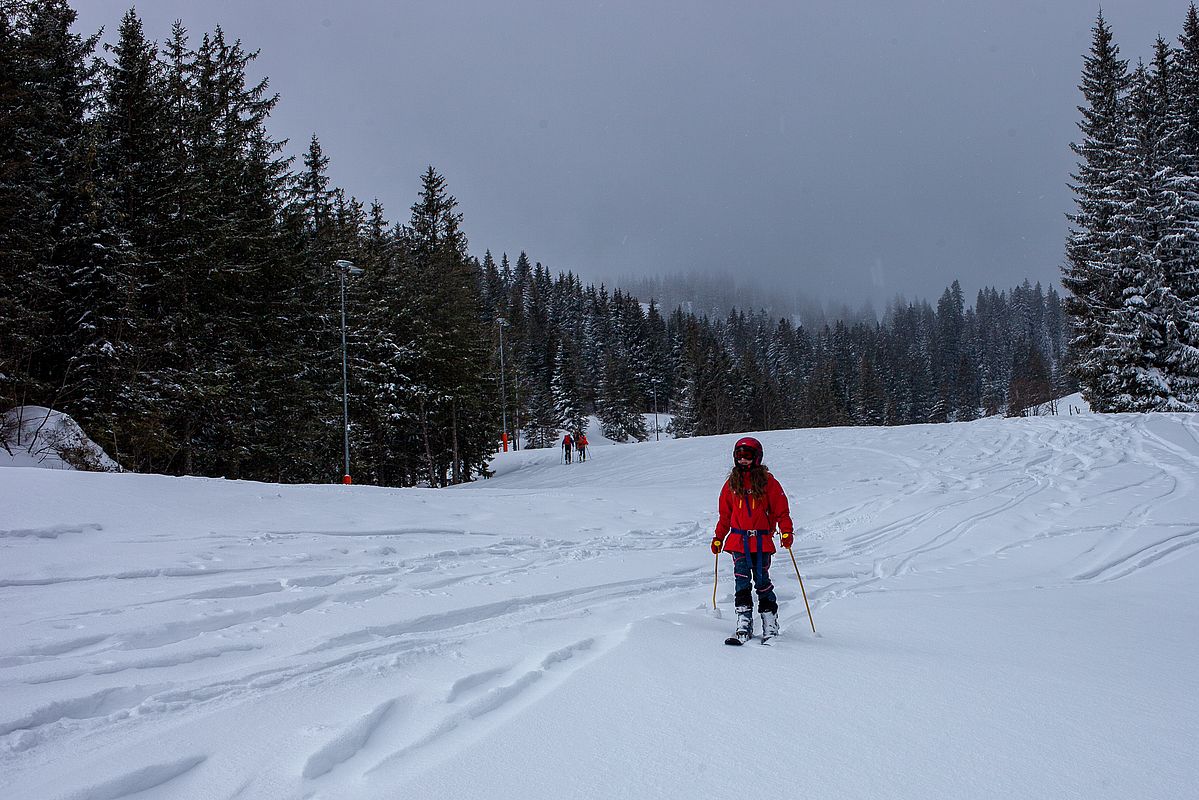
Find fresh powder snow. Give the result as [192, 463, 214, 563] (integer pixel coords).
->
[1, 412, 1197, 799]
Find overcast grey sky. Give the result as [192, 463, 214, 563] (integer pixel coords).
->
[76, 1, 1188, 306]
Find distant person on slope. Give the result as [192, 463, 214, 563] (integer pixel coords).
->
[562, 432, 573, 464]
[711, 437, 795, 644]
[576, 432, 588, 462]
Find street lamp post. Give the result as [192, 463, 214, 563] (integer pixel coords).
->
[334, 259, 362, 484]
[497, 318, 510, 452]
[652, 382, 660, 442]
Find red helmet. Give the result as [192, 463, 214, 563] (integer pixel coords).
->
[733, 437, 763, 466]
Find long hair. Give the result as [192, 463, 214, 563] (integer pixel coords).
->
[727, 463, 769, 497]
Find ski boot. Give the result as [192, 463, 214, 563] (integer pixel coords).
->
[760, 610, 779, 641]
[724, 605, 754, 645]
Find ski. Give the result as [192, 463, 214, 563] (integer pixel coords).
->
[724, 633, 752, 646]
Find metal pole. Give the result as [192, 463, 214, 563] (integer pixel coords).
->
[340, 267, 351, 484]
[653, 384, 660, 442]
[498, 319, 509, 451]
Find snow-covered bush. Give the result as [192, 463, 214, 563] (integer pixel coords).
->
[1, 407, 121, 472]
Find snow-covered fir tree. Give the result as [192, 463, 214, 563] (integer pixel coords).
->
[1162, 9, 1199, 408]
[1063, 12, 1199, 412]
[1064, 12, 1133, 412]
[552, 344, 587, 437]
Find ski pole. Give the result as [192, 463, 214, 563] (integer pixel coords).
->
[712, 552, 719, 610]
[788, 548, 816, 633]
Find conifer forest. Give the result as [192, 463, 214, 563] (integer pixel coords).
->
[3, 2, 1196, 487]
[1064, 10, 1199, 413]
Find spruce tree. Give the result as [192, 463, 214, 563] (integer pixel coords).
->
[1163, 9, 1199, 408]
[667, 363, 699, 437]
[0, 0, 101, 418]
[1007, 338, 1052, 416]
[854, 352, 886, 425]
[936, 281, 966, 420]
[552, 343, 587, 437]
[1063, 13, 1133, 411]
[400, 167, 496, 483]
[85, 8, 170, 465]
[524, 386, 559, 449]
[1097, 54, 1172, 411]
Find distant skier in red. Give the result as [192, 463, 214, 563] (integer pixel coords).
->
[711, 437, 794, 643]
[576, 432, 588, 462]
[562, 433, 573, 464]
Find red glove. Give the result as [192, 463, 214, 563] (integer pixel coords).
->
[779, 532, 795, 549]
[711, 537, 724, 554]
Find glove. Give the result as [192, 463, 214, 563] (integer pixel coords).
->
[779, 532, 795, 549]
[711, 537, 724, 554]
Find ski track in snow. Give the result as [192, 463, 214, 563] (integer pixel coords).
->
[362, 637, 602, 781]
[2, 413, 1198, 799]
[0, 522, 103, 540]
[53, 755, 207, 800]
[302, 698, 399, 779]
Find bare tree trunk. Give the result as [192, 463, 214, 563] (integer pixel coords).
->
[451, 398, 460, 485]
[419, 398, 437, 487]
[182, 422, 194, 475]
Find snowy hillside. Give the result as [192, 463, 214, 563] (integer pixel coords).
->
[2, 413, 1197, 800]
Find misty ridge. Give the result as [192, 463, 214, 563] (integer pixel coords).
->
[615, 271, 881, 328]
[612, 270, 1051, 330]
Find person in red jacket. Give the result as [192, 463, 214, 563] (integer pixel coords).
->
[711, 436, 795, 642]
[562, 433, 573, 464]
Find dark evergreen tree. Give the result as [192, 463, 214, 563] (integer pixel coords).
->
[1168, 5, 1199, 407]
[1063, 13, 1133, 411]
[936, 281, 966, 420]
[523, 386, 559, 449]
[552, 342, 587, 436]
[1092, 52, 1173, 411]
[644, 299, 671, 437]
[0, 0, 100, 419]
[1007, 338, 1053, 416]
[400, 167, 496, 484]
[803, 355, 851, 428]
[480, 250, 503, 319]
[86, 8, 172, 465]
[854, 350, 886, 426]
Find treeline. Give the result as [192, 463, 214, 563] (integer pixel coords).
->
[488, 270, 1071, 447]
[1063, 9, 1199, 411]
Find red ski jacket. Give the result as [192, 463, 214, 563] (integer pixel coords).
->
[714, 472, 793, 553]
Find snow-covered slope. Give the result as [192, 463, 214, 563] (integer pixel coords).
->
[2, 413, 1197, 799]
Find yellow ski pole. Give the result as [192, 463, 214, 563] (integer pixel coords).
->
[788, 547, 816, 633]
[712, 552, 719, 610]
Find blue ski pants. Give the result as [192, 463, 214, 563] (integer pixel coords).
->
[731, 550, 777, 613]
